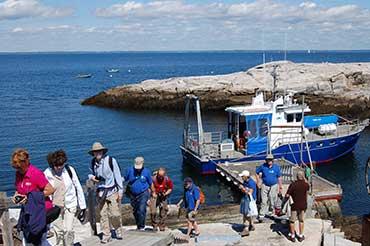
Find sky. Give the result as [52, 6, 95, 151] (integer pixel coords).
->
[0, 0, 370, 52]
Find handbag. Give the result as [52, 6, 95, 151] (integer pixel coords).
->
[248, 196, 258, 217]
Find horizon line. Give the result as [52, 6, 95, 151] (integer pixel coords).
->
[1, 49, 370, 54]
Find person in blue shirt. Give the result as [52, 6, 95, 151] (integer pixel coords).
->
[177, 177, 200, 238]
[238, 170, 257, 237]
[256, 153, 282, 222]
[124, 156, 153, 230]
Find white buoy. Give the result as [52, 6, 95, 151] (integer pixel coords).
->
[128, 69, 131, 73]
[220, 172, 225, 177]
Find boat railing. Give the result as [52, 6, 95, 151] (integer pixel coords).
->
[187, 131, 226, 156]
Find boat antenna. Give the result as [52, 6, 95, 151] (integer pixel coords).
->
[284, 32, 287, 61]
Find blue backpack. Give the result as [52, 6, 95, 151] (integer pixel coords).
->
[17, 191, 47, 244]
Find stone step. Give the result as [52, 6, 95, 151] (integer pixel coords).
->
[323, 233, 361, 246]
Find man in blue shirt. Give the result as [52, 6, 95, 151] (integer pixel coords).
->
[239, 170, 257, 236]
[124, 156, 153, 230]
[177, 177, 200, 238]
[256, 153, 282, 222]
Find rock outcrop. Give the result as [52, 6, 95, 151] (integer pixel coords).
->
[82, 61, 370, 119]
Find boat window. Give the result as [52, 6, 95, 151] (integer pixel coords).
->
[317, 142, 324, 147]
[258, 119, 268, 137]
[330, 140, 336, 145]
[287, 114, 294, 123]
[296, 113, 302, 122]
[247, 120, 257, 138]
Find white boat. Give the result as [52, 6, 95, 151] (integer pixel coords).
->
[106, 69, 119, 73]
[76, 74, 92, 79]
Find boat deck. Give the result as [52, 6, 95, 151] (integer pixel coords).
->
[215, 159, 342, 201]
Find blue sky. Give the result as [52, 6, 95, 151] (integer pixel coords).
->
[1, 0, 370, 51]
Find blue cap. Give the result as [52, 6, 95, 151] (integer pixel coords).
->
[184, 177, 193, 183]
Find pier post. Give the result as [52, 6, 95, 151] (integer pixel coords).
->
[86, 180, 97, 236]
[0, 192, 14, 246]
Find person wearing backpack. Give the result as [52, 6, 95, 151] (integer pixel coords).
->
[88, 142, 123, 244]
[177, 177, 202, 238]
[150, 167, 173, 231]
[124, 156, 153, 231]
[44, 150, 86, 246]
[11, 148, 55, 245]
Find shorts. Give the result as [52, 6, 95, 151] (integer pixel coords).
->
[290, 210, 305, 223]
[186, 211, 197, 222]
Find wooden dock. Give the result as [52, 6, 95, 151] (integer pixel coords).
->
[215, 158, 343, 202]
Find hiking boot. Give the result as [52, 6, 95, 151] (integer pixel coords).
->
[296, 235, 305, 242]
[258, 217, 265, 223]
[159, 225, 166, 231]
[248, 225, 255, 231]
[240, 229, 250, 237]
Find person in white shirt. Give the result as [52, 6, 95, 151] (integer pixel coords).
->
[44, 150, 86, 246]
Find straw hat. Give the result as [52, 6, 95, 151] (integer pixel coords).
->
[88, 142, 108, 156]
[266, 153, 274, 160]
[239, 170, 250, 177]
[134, 156, 144, 169]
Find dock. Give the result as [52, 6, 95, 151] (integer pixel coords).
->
[215, 158, 343, 202]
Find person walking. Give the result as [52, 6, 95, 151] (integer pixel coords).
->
[150, 167, 173, 231]
[124, 156, 152, 230]
[44, 150, 86, 245]
[286, 170, 310, 242]
[11, 149, 55, 246]
[256, 154, 282, 222]
[177, 177, 201, 238]
[88, 142, 123, 244]
[238, 170, 257, 237]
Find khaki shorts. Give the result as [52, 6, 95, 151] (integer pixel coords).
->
[290, 210, 305, 223]
[186, 211, 197, 222]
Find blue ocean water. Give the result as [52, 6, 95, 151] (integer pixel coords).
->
[1, 51, 369, 215]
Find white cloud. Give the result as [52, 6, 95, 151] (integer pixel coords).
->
[95, 0, 370, 28]
[0, 0, 73, 20]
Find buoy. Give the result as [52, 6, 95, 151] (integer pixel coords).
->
[226, 177, 231, 182]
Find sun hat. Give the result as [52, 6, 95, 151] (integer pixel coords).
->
[265, 153, 274, 160]
[134, 156, 144, 169]
[239, 170, 250, 177]
[88, 142, 108, 156]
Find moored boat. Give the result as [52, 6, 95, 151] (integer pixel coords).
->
[106, 68, 119, 73]
[180, 92, 369, 175]
[76, 73, 92, 78]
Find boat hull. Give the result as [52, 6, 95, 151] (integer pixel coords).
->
[181, 131, 362, 175]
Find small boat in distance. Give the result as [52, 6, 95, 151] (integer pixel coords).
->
[76, 74, 92, 79]
[107, 68, 119, 73]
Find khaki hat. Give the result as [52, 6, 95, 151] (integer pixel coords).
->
[134, 156, 144, 169]
[239, 170, 250, 177]
[266, 153, 274, 160]
[88, 142, 108, 156]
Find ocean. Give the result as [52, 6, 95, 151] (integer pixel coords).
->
[1, 51, 369, 216]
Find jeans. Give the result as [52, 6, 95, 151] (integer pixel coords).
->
[22, 229, 50, 246]
[130, 190, 150, 229]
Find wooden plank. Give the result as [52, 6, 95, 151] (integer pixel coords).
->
[0, 192, 14, 246]
[86, 180, 97, 236]
[1, 211, 14, 246]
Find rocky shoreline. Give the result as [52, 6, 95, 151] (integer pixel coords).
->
[82, 61, 370, 119]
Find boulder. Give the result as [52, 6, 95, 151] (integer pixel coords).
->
[82, 61, 370, 119]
